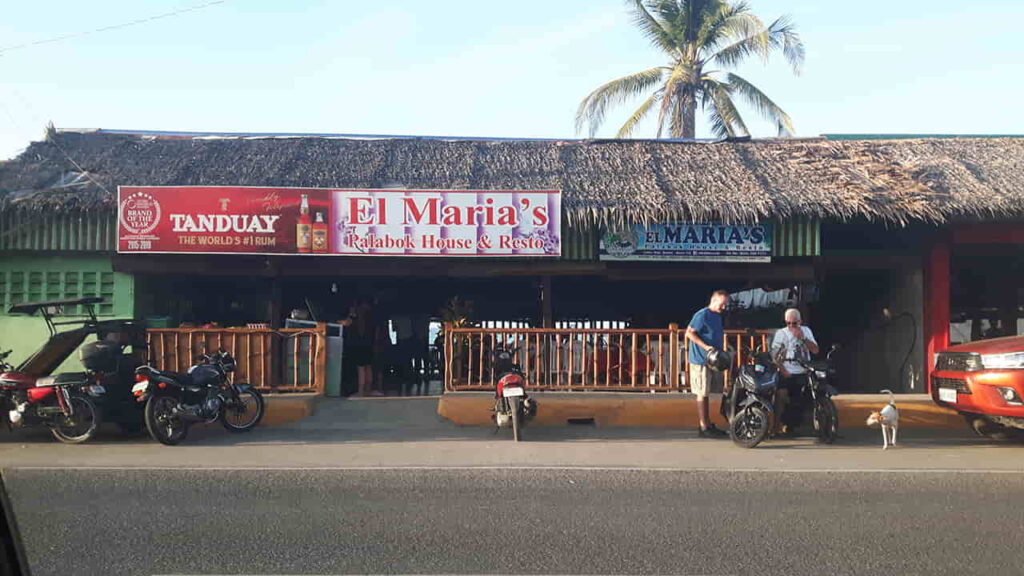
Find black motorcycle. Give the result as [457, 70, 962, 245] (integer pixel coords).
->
[132, 350, 264, 445]
[725, 336, 780, 448]
[778, 343, 840, 444]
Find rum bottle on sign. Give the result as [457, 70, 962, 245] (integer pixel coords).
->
[312, 211, 328, 253]
[296, 194, 312, 253]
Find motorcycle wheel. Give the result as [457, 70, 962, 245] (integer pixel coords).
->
[51, 395, 101, 444]
[221, 387, 265, 433]
[510, 396, 522, 442]
[730, 405, 769, 449]
[814, 399, 839, 444]
[145, 395, 189, 446]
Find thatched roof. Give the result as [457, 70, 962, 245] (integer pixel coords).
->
[2, 129, 1024, 227]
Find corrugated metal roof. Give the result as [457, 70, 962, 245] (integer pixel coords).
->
[0, 210, 116, 252]
[773, 218, 819, 257]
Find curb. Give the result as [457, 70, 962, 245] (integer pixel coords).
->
[437, 392, 964, 430]
[262, 393, 318, 427]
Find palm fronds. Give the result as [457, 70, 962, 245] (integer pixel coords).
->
[576, 0, 804, 139]
[726, 73, 794, 136]
[576, 67, 667, 138]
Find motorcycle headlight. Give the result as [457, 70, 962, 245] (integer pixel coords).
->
[980, 352, 1024, 370]
[814, 370, 828, 379]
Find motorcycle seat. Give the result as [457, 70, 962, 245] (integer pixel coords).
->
[738, 364, 779, 391]
[36, 373, 91, 387]
[159, 371, 195, 386]
[54, 373, 91, 386]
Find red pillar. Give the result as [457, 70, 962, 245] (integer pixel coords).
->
[923, 239, 950, 393]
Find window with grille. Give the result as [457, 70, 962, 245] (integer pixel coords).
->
[0, 270, 116, 315]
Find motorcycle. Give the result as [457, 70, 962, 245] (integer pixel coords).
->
[725, 333, 780, 448]
[491, 347, 537, 441]
[76, 325, 150, 435]
[132, 350, 265, 445]
[777, 343, 841, 444]
[0, 296, 149, 443]
[0, 348, 102, 443]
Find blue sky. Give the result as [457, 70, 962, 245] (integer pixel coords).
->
[2, 0, 1023, 159]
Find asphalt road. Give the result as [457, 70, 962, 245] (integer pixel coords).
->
[4, 467, 1023, 576]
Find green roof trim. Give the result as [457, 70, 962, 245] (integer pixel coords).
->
[772, 218, 819, 258]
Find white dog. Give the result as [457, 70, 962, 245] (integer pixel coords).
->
[866, 390, 899, 449]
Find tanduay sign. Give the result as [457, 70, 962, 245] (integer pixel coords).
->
[116, 186, 562, 257]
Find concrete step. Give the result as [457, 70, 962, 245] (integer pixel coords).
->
[438, 392, 964, 430]
[283, 396, 447, 431]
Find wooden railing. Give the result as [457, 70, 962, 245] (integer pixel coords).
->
[443, 324, 775, 392]
[146, 325, 328, 394]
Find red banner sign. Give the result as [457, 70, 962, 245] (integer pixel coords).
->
[117, 186, 562, 257]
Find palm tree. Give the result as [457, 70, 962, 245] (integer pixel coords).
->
[576, 0, 804, 139]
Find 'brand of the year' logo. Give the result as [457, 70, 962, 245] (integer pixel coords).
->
[120, 192, 161, 235]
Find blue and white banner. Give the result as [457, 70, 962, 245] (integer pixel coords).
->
[599, 222, 773, 262]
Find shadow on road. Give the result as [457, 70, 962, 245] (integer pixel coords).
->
[3, 421, 1020, 453]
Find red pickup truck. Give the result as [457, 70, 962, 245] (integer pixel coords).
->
[931, 335, 1024, 439]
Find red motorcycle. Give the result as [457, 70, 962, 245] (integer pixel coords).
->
[491, 347, 537, 441]
[0, 348, 100, 443]
[0, 297, 111, 443]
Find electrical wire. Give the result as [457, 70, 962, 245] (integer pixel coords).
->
[0, 0, 229, 56]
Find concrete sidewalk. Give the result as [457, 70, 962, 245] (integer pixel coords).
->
[1, 396, 1022, 472]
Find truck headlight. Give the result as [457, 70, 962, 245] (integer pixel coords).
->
[980, 352, 1024, 370]
[996, 387, 1024, 406]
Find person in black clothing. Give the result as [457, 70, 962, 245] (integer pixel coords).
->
[343, 297, 378, 397]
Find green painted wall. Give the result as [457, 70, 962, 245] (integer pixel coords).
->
[0, 254, 134, 372]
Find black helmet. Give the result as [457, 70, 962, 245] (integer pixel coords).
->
[706, 347, 732, 372]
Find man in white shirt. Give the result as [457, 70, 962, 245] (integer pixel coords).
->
[770, 308, 819, 434]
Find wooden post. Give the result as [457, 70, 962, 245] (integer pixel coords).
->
[924, 239, 951, 393]
[268, 273, 283, 329]
[541, 275, 553, 329]
[292, 335, 300, 388]
[314, 322, 328, 395]
[444, 322, 454, 391]
[668, 323, 680, 391]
